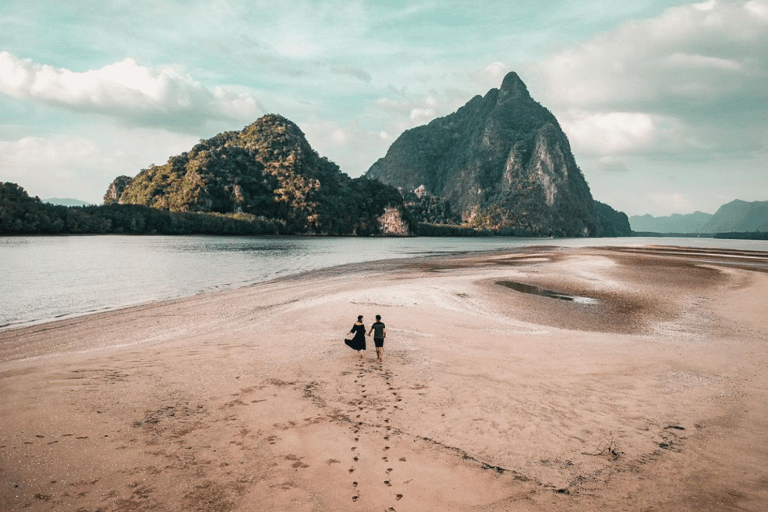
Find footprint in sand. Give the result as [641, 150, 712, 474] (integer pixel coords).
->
[396, 494, 403, 500]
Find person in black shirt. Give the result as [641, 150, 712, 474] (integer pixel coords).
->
[367, 315, 386, 361]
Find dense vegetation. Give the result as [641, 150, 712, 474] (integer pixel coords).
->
[401, 189, 462, 226]
[1, 182, 285, 235]
[107, 114, 406, 236]
[593, 201, 632, 237]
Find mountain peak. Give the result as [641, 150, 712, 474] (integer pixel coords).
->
[498, 72, 530, 100]
[365, 71, 630, 236]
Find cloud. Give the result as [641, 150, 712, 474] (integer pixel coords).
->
[0, 52, 263, 129]
[531, 0, 768, 161]
[559, 111, 657, 155]
[472, 62, 511, 89]
[646, 192, 698, 215]
[0, 128, 198, 203]
[596, 156, 631, 173]
[537, 1, 768, 111]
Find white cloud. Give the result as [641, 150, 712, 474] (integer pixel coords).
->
[0, 128, 197, 203]
[560, 111, 656, 155]
[535, 0, 768, 114]
[531, 0, 768, 165]
[299, 119, 394, 176]
[646, 192, 698, 214]
[0, 52, 263, 128]
[410, 108, 436, 123]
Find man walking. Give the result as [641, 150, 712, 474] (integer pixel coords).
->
[368, 315, 387, 362]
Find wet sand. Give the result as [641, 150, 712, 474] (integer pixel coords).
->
[1, 245, 767, 511]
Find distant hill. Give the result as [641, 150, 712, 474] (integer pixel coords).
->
[44, 198, 91, 207]
[701, 200, 768, 233]
[365, 72, 630, 237]
[629, 211, 712, 233]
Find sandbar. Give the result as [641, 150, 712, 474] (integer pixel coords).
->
[1, 245, 767, 511]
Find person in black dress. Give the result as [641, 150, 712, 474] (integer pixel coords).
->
[349, 315, 367, 357]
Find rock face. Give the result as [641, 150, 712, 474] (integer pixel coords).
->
[105, 114, 407, 235]
[377, 207, 410, 236]
[103, 176, 133, 205]
[367, 72, 629, 237]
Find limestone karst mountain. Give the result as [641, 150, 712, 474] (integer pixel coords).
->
[366, 72, 630, 237]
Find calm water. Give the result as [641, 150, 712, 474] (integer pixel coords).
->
[2, 235, 766, 330]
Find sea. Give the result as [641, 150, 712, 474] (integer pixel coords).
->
[2, 235, 767, 331]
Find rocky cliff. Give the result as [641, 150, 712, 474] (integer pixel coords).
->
[366, 72, 629, 237]
[105, 115, 407, 235]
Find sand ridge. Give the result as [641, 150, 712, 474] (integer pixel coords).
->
[1, 245, 767, 511]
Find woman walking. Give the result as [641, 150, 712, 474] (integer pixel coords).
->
[348, 315, 367, 358]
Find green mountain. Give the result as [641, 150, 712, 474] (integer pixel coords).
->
[106, 114, 407, 235]
[366, 72, 630, 237]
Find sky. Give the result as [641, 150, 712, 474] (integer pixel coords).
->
[1, 0, 766, 217]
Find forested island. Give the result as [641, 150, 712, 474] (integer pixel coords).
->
[2, 180, 494, 236]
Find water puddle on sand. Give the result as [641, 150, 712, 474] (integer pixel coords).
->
[497, 281, 599, 304]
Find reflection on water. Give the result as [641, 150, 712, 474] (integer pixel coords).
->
[497, 281, 599, 304]
[1, 235, 766, 329]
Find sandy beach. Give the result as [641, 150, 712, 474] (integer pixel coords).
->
[1, 245, 767, 512]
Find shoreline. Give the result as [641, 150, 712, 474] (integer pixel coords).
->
[3, 236, 766, 333]
[2, 246, 767, 511]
